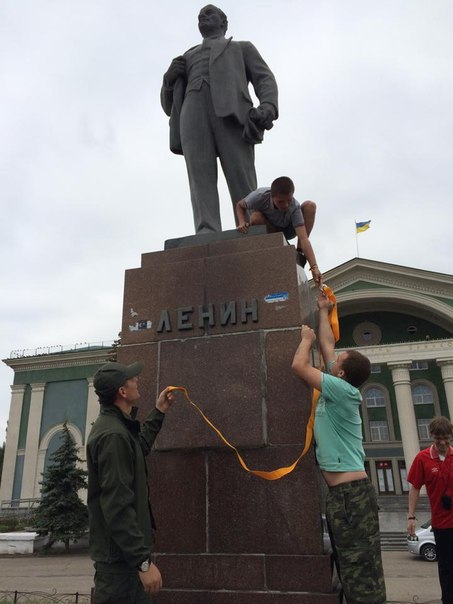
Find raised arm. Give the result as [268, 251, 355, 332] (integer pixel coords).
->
[139, 387, 175, 454]
[317, 293, 336, 368]
[291, 325, 322, 391]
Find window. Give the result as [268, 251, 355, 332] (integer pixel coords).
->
[417, 418, 431, 440]
[376, 460, 395, 493]
[364, 387, 386, 407]
[412, 384, 434, 405]
[352, 321, 382, 346]
[370, 420, 390, 442]
[410, 361, 428, 371]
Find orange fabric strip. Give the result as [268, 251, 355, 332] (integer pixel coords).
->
[322, 284, 339, 342]
[167, 385, 320, 480]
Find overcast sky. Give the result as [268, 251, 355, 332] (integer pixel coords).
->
[1, 0, 452, 442]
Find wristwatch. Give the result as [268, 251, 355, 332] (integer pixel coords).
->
[138, 558, 151, 572]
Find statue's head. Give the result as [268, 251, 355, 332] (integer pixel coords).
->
[198, 5, 228, 38]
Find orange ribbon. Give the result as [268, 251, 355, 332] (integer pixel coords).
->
[322, 284, 339, 342]
[167, 385, 320, 481]
[167, 285, 339, 480]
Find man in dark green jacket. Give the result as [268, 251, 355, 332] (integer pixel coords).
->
[87, 361, 175, 603]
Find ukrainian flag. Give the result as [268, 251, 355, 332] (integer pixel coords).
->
[356, 220, 371, 233]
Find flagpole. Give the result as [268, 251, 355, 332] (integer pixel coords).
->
[355, 221, 359, 257]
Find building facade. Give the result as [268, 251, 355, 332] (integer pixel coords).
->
[0, 345, 113, 508]
[1, 258, 452, 510]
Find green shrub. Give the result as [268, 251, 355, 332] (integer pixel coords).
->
[0, 516, 29, 532]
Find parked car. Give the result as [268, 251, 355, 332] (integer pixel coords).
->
[407, 520, 437, 561]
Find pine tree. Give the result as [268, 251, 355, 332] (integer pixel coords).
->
[33, 422, 88, 552]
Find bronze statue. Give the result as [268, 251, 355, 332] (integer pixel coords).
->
[161, 5, 278, 233]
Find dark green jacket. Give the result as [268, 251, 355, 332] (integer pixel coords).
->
[86, 404, 165, 568]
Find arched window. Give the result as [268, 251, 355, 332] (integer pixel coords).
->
[40, 423, 81, 475]
[412, 384, 434, 405]
[364, 386, 386, 407]
[361, 384, 394, 443]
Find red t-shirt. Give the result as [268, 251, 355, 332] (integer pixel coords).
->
[407, 445, 453, 529]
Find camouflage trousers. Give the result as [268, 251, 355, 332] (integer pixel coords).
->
[326, 478, 386, 604]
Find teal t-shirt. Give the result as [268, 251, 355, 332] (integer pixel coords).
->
[314, 373, 365, 472]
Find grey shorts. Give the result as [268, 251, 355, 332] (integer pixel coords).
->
[279, 223, 297, 240]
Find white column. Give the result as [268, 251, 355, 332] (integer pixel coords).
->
[437, 359, 453, 421]
[80, 378, 99, 504]
[0, 385, 26, 504]
[20, 383, 46, 501]
[85, 377, 100, 443]
[389, 362, 420, 471]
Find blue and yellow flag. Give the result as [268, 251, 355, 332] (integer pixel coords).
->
[356, 220, 371, 233]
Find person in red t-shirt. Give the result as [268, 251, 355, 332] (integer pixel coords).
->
[407, 416, 453, 604]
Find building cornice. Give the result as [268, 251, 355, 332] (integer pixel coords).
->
[343, 338, 453, 364]
[336, 288, 453, 327]
[322, 258, 453, 294]
[312, 259, 453, 310]
[2, 348, 113, 373]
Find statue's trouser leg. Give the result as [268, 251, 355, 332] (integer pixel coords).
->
[180, 86, 222, 234]
[213, 117, 257, 226]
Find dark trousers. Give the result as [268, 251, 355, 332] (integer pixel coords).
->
[433, 527, 453, 604]
[93, 561, 151, 604]
[326, 478, 386, 604]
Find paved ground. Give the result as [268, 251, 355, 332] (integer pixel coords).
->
[0, 549, 442, 603]
[383, 551, 441, 603]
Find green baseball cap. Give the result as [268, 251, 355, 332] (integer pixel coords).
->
[93, 361, 143, 398]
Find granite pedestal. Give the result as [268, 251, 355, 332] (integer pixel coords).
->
[117, 231, 339, 602]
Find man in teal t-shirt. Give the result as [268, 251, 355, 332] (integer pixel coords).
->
[292, 293, 386, 604]
[314, 372, 365, 473]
